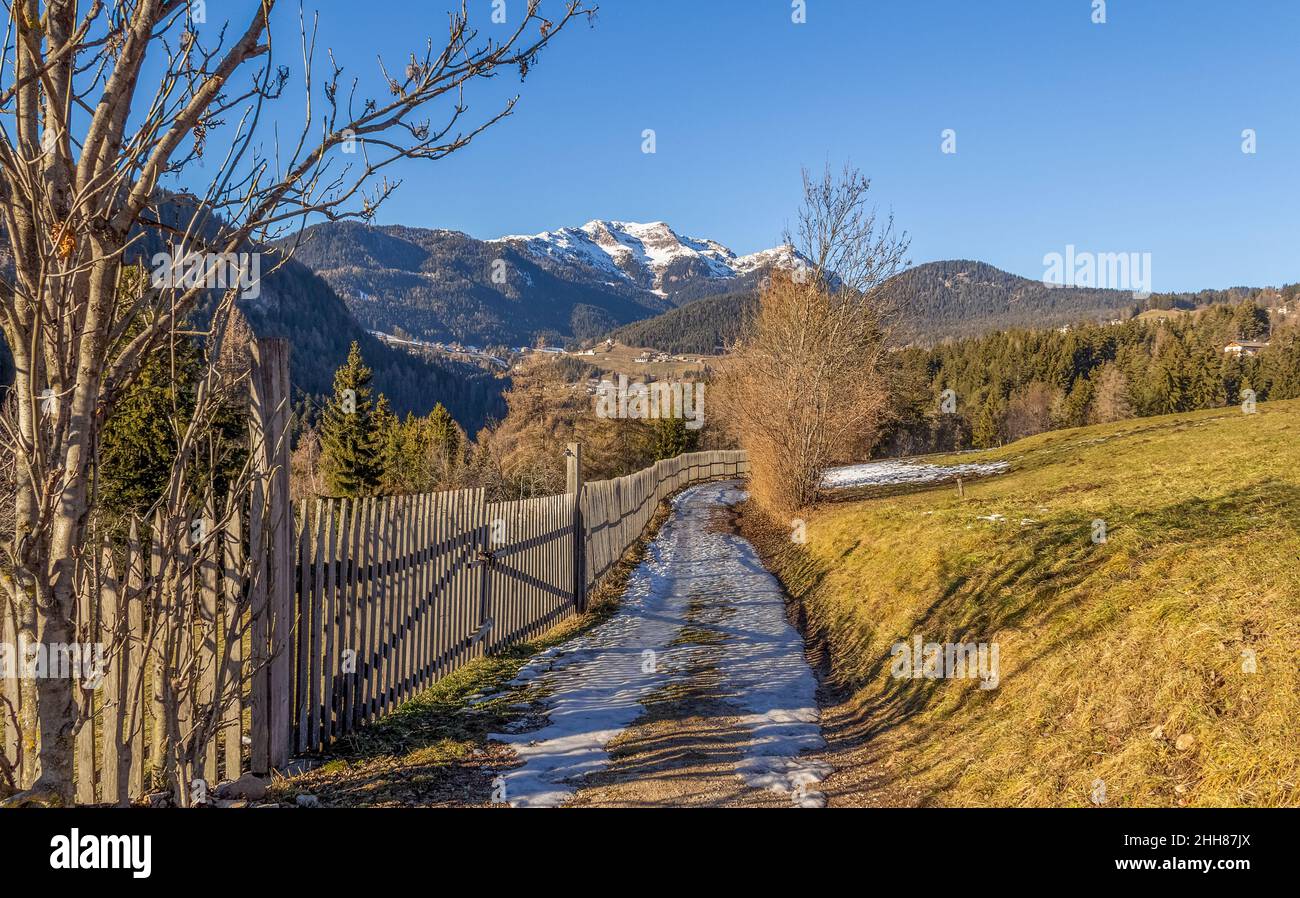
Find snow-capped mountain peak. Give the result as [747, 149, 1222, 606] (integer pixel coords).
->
[492, 219, 800, 296]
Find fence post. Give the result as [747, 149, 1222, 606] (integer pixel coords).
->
[566, 442, 586, 613]
[250, 337, 293, 772]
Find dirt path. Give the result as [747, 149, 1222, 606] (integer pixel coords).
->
[489, 481, 828, 808]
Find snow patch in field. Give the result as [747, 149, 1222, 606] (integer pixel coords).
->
[822, 459, 1010, 489]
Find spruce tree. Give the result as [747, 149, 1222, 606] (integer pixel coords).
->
[320, 342, 383, 497]
[971, 393, 1004, 448]
[376, 404, 419, 495]
[98, 293, 247, 518]
[426, 401, 464, 484]
[651, 415, 694, 460]
[98, 324, 202, 516]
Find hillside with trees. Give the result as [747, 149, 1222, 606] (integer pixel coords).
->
[884, 259, 1135, 340]
[0, 252, 505, 434]
[240, 251, 505, 432]
[606, 259, 1140, 355]
[609, 260, 1298, 355]
[878, 300, 1300, 455]
[294, 345, 703, 504]
[611, 287, 758, 354]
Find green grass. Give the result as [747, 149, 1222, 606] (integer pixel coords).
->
[752, 400, 1300, 807]
[270, 603, 620, 806]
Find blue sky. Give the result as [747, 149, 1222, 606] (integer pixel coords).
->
[230, 0, 1299, 291]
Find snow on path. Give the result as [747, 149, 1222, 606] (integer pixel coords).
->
[822, 458, 1009, 489]
[489, 481, 827, 807]
[698, 482, 831, 806]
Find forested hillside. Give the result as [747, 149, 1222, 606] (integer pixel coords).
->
[885, 260, 1136, 340]
[611, 288, 758, 354]
[608, 259, 1161, 353]
[0, 250, 505, 434]
[241, 252, 504, 431]
[879, 300, 1300, 455]
[612, 259, 1293, 355]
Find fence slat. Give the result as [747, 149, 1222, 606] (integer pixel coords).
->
[247, 480, 269, 774]
[124, 522, 146, 799]
[148, 512, 166, 783]
[341, 498, 357, 733]
[100, 543, 123, 804]
[0, 560, 16, 773]
[221, 501, 243, 783]
[174, 520, 195, 789]
[198, 504, 220, 782]
[305, 500, 322, 749]
[417, 492, 432, 691]
[374, 498, 390, 717]
[395, 495, 411, 704]
[433, 491, 451, 682]
[323, 499, 339, 739]
[296, 501, 310, 753]
[449, 491, 466, 672]
[356, 498, 373, 727]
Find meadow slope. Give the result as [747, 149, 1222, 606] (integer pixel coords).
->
[749, 400, 1300, 807]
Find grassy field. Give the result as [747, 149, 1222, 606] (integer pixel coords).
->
[581, 341, 722, 380]
[748, 399, 1300, 807]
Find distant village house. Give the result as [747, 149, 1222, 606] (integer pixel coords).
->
[1223, 339, 1269, 356]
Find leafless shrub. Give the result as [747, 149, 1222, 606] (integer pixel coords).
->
[715, 165, 909, 515]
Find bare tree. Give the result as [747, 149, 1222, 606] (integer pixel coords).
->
[1002, 381, 1058, 442]
[715, 165, 909, 514]
[0, 0, 593, 805]
[1089, 363, 1135, 424]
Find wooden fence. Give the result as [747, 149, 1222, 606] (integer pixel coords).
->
[581, 450, 749, 588]
[3, 337, 748, 803]
[279, 447, 748, 759]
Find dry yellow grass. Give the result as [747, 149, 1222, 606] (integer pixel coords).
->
[754, 400, 1300, 807]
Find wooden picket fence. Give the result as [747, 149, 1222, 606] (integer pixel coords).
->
[581, 450, 749, 587]
[1, 338, 748, 802]
[283, 448, 748, 758]
[29, 440, 746, 804]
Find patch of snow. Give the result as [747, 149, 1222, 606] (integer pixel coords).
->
[702, 483, 830, 806]
[822, 459, 1010, 489]
[486, 488, 698, 807]
[489, 481, 828, 807]
[490, 220, 805, 294]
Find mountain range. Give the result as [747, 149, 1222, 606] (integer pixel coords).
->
[285, 219, 1200, 355]
[279, 219, 800, 347]
[612, 260, 1191, 354]
[2, 210, 1277, 440]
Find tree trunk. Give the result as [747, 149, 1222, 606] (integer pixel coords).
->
[8, 350, 41, 788]
[32, 601, 76, 803]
